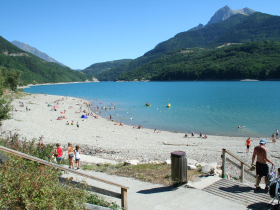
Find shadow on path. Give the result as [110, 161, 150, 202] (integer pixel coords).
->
[247, 202, 272, 210]
[137, 186, 177, 194]
[219, 185, 253, 193]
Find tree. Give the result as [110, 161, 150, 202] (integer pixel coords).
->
[0, 70, 11, 126]
[6, 68, 21, 91]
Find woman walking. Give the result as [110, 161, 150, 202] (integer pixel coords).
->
[74, 145, 81, 169]
[68, 143, 74, 169]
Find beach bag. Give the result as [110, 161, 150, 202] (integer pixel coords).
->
[69, 153, 74, 158]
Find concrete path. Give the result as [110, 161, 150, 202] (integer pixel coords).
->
[61, 167, 249, 210]
[59, 153, 277, 210]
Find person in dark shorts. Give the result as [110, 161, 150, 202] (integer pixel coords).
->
[251, 139, 274, 190]
[245, 137, 251, 153]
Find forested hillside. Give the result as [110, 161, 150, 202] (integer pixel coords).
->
[116, 41, 280, 81]
[95, 12, 280, 81]
[82, 59, 132, 77]
[0, 36, 92, 85]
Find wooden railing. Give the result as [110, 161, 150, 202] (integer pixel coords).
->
[221, 148, 256, 183]
[0, 146, 129, 210]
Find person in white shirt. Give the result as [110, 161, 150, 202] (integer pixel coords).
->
[74, 145, 81, 169]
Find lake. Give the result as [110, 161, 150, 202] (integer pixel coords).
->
[23, 81, 280, 137]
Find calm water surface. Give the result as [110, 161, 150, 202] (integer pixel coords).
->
[24, 81, 280, 137]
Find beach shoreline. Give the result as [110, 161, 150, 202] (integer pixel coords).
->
[19, 80, 99, 89]
[1, 93, 279, 179]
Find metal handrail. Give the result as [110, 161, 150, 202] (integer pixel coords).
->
[0, 146, 128, 209]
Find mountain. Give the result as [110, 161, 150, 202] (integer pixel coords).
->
[82, 59, 132, 77]
[189, 5, 255, 32]
[11, 40, 66, 66]
[115, 40, 280, 81]
[93, 12, 280, 81]
[95, 13, 249, 81]
[206, 5, 255, 26]
[0, 36, 92, 85]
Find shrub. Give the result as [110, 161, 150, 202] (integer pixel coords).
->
[0, 156, 88, 209]
[0, 132, 54, 160]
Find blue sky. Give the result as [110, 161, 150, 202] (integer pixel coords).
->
[1, 0, 280, 69]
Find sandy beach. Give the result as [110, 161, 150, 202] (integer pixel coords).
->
[1, 93, 280, 179]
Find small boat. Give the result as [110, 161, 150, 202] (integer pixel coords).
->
[167, 103, 171, 107]
[145, 103, 151, 106]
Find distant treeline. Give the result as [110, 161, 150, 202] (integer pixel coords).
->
[116, 41, 280, 81]
[82, 59, 132, 77]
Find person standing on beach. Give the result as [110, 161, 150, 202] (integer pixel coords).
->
[68, 143, 75, 169]
[251, 139, 274, 190]
[276, 129, 279, 139]
[245, 137, 251, 153]
[74, 145, 81, 169]
[76, 122, 79, 130]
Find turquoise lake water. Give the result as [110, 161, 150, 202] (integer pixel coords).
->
[23, 81, 280, 137]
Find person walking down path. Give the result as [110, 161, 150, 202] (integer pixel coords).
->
[251, 139, 274, 190]
[68, 143, 75, 169]
[55, 143, 63, 164]
[245, 137, 251, 153]
[74, 145, 81, 169]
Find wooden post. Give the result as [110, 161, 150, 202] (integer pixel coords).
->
[222, 149, 226, 178]
[241, 163, 244, 183]
[121, 188, 128, 210]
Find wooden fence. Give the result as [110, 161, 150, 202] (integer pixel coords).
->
[0, 146, 129, 209]
[221, 148, 256, 183]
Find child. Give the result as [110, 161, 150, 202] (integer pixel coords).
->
[55, 143, 63, 164]
[74, 145, 81, 169]
[76, 122, 79, 129]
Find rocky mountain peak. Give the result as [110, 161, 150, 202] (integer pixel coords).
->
[189, 5, 256, 32]
[206, 5, 236, 26]
[11, 40, 65, 66]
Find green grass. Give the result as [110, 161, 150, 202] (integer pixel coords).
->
[86, 193, 121, 210]
[82, 162, 202, 185]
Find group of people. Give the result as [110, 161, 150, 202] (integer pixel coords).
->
[133, 125, 142, 129]
[54, 143, 81, 169]
[184, 132, 207, 138]
[64, 121, 79, 129]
